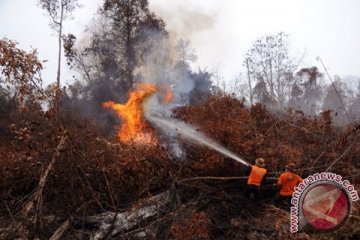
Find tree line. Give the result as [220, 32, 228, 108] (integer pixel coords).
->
[232, 32, 360, 126]
[1, 0, 359, 129]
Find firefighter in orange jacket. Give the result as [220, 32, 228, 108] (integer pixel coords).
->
[244, 158, 267, 201]
[274, 163, 303, 207]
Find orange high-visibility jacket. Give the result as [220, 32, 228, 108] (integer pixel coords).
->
[278, 172, 303, 196]
[247, 165, 267, 186]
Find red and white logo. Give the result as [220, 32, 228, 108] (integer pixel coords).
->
[301, 182, 350, 230]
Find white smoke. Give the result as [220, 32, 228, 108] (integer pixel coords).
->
[137, 28, 217, 159]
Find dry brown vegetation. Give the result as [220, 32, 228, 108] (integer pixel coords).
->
[0, 95, 359, 239]
[1, 7, 359, 238]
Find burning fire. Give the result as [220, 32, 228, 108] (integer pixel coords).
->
[160, 84, 174, 105]
[103, 83, 172, 144]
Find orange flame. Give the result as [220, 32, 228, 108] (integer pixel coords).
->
[103, 83, 158, 144]
[161, 84, 174, 105]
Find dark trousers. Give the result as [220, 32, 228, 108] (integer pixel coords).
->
[274, 194, 292, 209]
[244, 184, 260, 201]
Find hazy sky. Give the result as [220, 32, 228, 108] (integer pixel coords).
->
[1, 0, 359, 86]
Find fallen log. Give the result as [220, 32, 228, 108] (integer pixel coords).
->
[14, 133, 68, 238]
[178, 176, 277, 182]
[23, 134, 68, 217]
[49, 200, 95, 240]
[49, 218, 72, 240]
[85, 191, 170, 240]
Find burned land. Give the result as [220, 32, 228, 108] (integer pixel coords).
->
[1, 0, 360, 239]
[0, 95, 359, 239]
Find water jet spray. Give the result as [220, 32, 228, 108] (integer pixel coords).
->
[147, 115, 251, 167]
